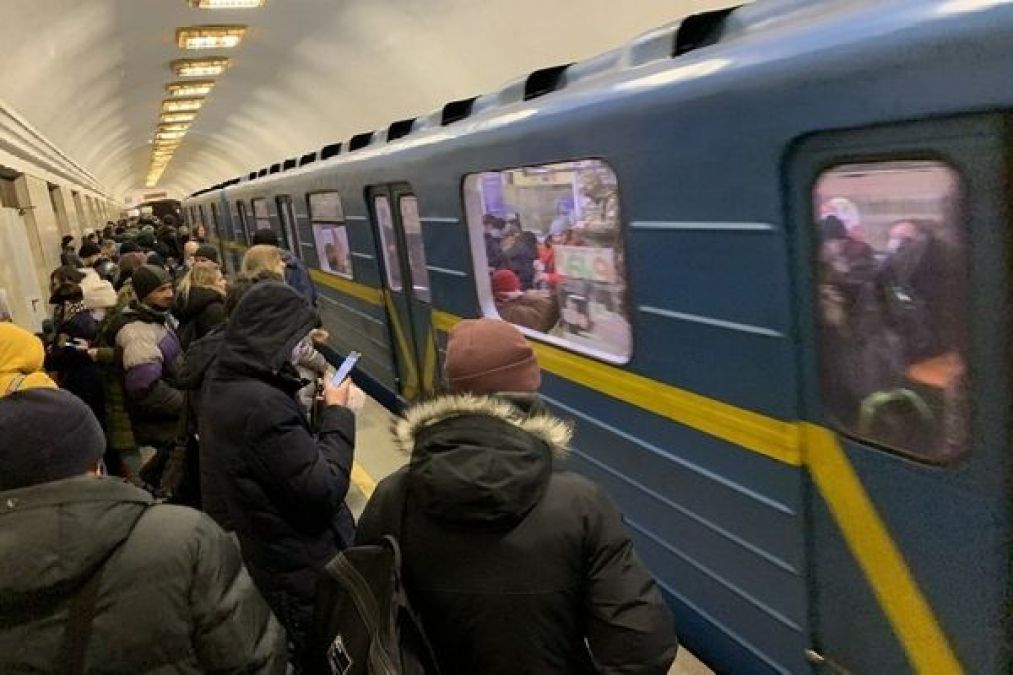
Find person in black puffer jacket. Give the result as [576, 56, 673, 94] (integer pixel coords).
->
[199, 281, 362, 661]
[174, 261, 227, 350]
[0, 388, 286, 674]
[357, 318, 677, 675]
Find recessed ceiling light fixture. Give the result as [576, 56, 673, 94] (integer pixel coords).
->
[176, 25, 247, 50]
[155, 130, 187, 141]
[188, 0, 266, 8]
[157, 123, 191, 133]
[160, 111, 197, 124]
[165, 80, 215, 97]
[161, 97, 205, 113]
[171, 57, 230, 77]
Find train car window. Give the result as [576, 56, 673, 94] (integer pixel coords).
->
[814, 160, 968, 462]
[462, 159, 632, 363]
[252, 198, 272, 231]
[308, 192, 352, 279]
[374, 195, 403, 292]
[398, 195, 431, 302]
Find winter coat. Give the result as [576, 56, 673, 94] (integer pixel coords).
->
[177, 326, 232, 530]
[0, 476, 287, 674]
[281, 250, 319, 307]
[501, 233, 539, 290]
[0, 323, 57, 396]
[199, 281, 355, 655]
[47, 306, 106, 426]
[174, 286, 226, 350]
[495, 292, 561, 333]
[109, 302, 183, 447]
[357, 393, 677, 675]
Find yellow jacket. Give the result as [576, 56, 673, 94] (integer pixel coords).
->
[0, 323, 57, 396]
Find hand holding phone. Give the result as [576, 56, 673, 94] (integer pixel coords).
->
[330, 351, 360, 387]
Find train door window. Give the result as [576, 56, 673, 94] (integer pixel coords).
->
[197, 205, 207, 237]
[814, 160, 968, 461]
[276, 195, 301, 255]
[397, 195, 431, 302]
[308, 192, 352, 278]
[374, 195, 403, 291]
[252, 198, 272, 231]
[236, 201, 251, 245]
[462, 159, 632, 363]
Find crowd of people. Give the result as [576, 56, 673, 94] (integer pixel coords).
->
[0, 211, 677, 673]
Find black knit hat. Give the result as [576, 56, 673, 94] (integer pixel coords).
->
[132, 264, 172, 302]
[195, 244, 219, 263]
[119, 241, 141, 254]
[252, 229, 280, 247]
[0, 389, 105, 490]
[61, 235, 75, 248]
[78, 242, 101, 258]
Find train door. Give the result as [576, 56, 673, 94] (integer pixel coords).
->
[276, 195, 301, 255]
[789, 115, 1010, 674]
[367, 183, 438, 401]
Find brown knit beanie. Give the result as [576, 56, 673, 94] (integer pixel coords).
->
[445, 319, 541, 394]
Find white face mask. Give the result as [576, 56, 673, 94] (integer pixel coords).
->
[290, 333, 314, 367]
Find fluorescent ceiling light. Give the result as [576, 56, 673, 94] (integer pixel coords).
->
[155, 131, 186, 141]
[176, 25, 246, 50]
[161, 97, 204, 113]
[188, 0, 266, 8]
[171, 58, 230, 77]
[157, 123, 190, 133]
[160, 112, 197, 124]
[166, 80, 215, 97]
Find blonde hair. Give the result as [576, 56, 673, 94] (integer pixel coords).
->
[177, 260, 223, 305]
[242, 244, 285, 277]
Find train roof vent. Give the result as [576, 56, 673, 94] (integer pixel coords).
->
[441, 97, 477, 126]
[248, 172, 257, 181]
[299, 152, 317, 166]
[257, 168, 268, 178]
[625, 24, 680, 67]
[348, 132, 374, 151]
[673, 6, 738, 56]
[282, 158, 297, 171]
[269, 163, 281, 174]
[524, 63, 573, 101]
[386, 118, 416, 142]
[320, 143, 342, 160]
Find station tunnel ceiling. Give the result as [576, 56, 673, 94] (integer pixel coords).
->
[0, 0, 740, 199]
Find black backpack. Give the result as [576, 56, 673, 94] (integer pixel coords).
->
[304, 533, 440, 675]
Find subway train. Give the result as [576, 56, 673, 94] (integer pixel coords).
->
[183, 1, 1012, 673]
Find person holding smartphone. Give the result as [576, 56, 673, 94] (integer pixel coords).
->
[199, 281, 363, 663]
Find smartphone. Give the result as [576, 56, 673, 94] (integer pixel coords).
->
[330, 351, 360, 386]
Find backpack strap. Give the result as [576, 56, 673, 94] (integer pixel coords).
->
[59, 505, 151, 675]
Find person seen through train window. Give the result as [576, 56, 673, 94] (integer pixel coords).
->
[199, 281, 364, 662]
[250, 228, 319, 307]
[499, 215, 539, 290]
[482, 213, 507, 270]
[356, 318, 677, 675]
[492, 269, 560, 333]
[536, 215, 574, 289]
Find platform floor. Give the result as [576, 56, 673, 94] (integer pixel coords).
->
[346, 395, 713, 675]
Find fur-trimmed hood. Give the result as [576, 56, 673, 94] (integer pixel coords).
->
[393, 393, 573, 529]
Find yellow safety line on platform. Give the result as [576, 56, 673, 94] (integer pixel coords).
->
[803, 425, 965, 674]
[351, 461, 377, 499]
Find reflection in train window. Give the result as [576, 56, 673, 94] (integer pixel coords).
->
[814, 160, 968, 461]
[398, 195, 431, 302]
[463, 159, 632, 363]
[308, 192, 352, 279]
[252, 198, 272, 231]
[374, 195, 402, 292]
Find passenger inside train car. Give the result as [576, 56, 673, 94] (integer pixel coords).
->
[814, 162, 968, 460]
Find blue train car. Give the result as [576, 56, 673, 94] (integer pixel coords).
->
[184, 1, 1013, 672]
